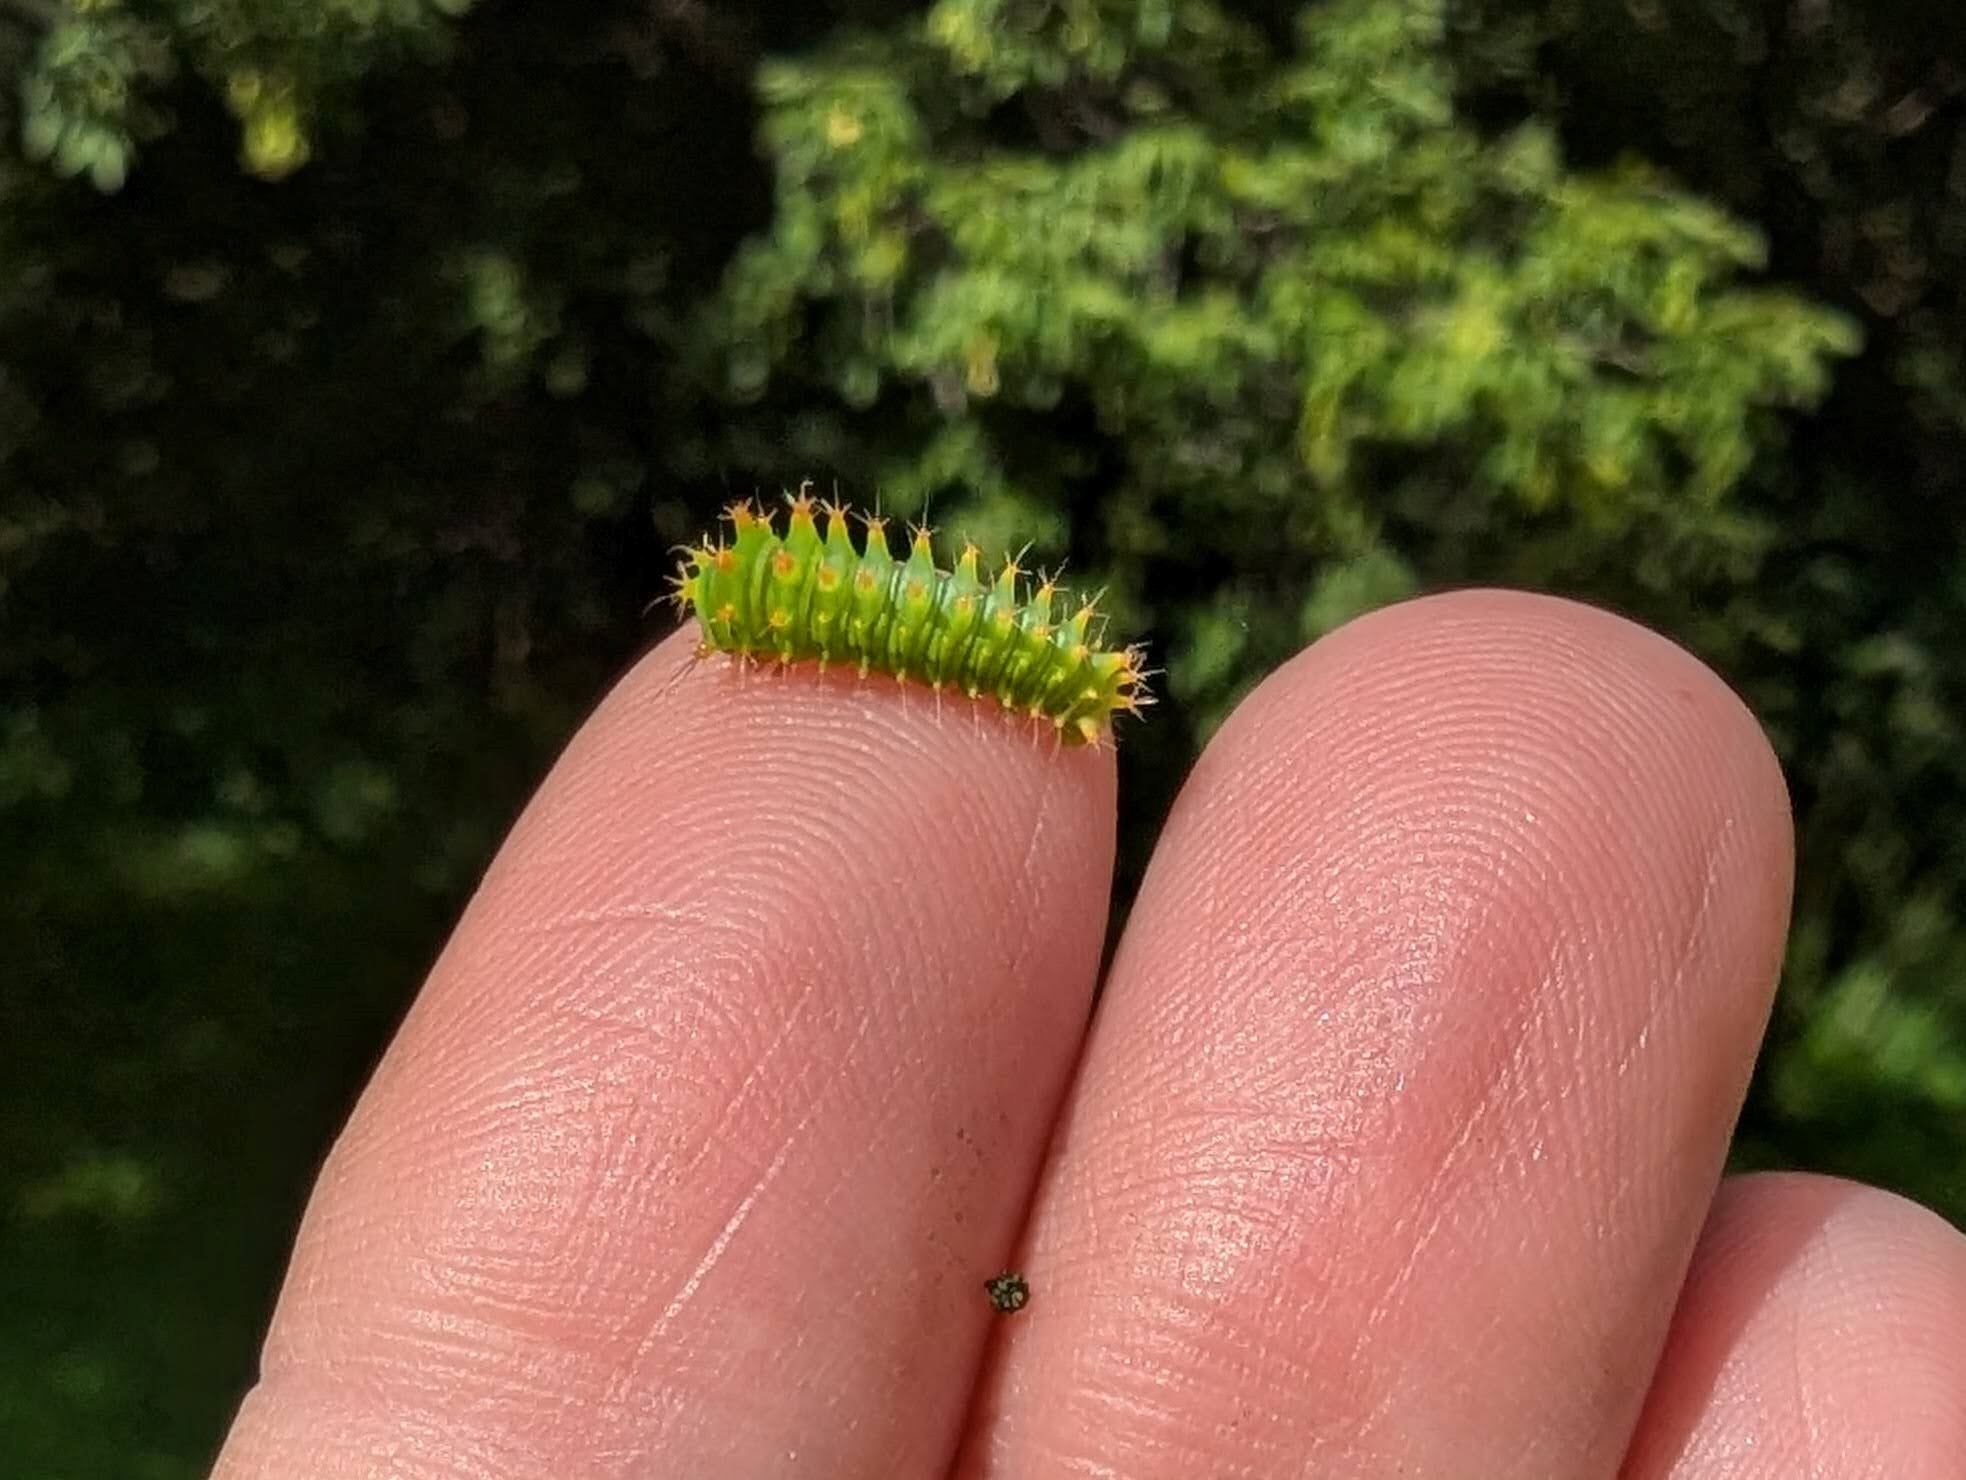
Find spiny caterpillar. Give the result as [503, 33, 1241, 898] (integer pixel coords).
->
[671, 487, 1149, 746]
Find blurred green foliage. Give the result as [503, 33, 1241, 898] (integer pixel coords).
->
[1, 0, 1961, 1473]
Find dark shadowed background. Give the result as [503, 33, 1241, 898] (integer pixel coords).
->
[3, 1, 1963, 1473]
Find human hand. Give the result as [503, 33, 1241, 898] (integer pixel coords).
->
[212, 591, 1966, 1478]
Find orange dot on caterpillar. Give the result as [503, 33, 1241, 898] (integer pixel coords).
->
[672, 487, 1149, 746]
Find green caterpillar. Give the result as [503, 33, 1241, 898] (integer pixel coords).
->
[672, 488, 1148, 746]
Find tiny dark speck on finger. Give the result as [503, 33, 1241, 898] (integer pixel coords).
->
[985, 1272, 1029, 1313]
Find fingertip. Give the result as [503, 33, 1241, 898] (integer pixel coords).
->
[1237, 587, 1796, 989]
[962, 587, 1804, 1477]
[1273, 589, 1791, 833]
[1627, 1172, 1966, 1477]
[221, 619, 1121, 1476]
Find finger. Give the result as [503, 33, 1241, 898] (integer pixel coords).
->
[212, 629, 1117, 1479]
[958, 590, 1793, 1477]
[1622, 1172, 1966, 1478]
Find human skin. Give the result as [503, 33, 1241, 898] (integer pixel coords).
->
[211, 590, 1966, 1478]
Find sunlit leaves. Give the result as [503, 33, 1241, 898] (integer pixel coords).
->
[700, 0, 1858, 710]
[17, 10, 174, 191]
[12, 0, 477, 188]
